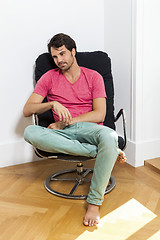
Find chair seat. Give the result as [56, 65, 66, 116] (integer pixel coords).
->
[35, 134, 124, 159]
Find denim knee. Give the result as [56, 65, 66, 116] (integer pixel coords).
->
[99, 128, 118, 148]
[24, 125, 37, 143]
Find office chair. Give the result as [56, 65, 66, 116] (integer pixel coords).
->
[33, 51, 127, 199]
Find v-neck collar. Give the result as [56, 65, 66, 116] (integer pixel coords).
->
[61, 68, 82, 85]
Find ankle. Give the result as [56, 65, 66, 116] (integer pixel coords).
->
[87, 204, 100, 211]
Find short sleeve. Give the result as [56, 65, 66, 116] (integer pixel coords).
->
[92, 72, 107, 99]
[33, 71, 51, 97]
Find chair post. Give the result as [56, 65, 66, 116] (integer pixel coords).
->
[77, 162, 84, 174]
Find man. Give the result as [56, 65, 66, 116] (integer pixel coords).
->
[23, 33, 126, 227]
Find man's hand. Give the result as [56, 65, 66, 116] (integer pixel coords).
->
[48, 121, 68, 130]
[52, 101, 72, 125]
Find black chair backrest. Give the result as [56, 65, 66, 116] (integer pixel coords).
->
[35, 51, 116, 130]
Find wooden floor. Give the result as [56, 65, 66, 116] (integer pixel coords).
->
[145, 158, 160, 174]
[0, 158, 160, 240]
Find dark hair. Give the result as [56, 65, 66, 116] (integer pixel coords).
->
[48, 33, 77, 53]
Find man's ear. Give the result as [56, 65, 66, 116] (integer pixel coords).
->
[72, 48, 76, 57]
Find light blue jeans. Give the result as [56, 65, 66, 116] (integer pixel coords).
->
[24, 122, 119, 205]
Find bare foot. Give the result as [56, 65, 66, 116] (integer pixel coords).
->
[117, 149, 127, 163]
[83, 204, 100, 227]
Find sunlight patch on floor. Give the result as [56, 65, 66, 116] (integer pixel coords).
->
[76, 199, 157, 240]
[147, 230, 160, 240]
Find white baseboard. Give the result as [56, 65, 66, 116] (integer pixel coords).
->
[0, 140, 39, 168]
[125, 138, 160, 167]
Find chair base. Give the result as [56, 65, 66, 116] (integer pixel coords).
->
[44, 163, 116, 200]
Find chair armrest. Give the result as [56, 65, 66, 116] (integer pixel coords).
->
[32, 113, 39, 126]
[114, 109, 127, 150]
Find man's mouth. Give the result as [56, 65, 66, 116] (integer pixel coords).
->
[58, 62, 67, 67]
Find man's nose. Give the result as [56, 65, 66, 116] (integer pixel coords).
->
[57, 55, 63, 62]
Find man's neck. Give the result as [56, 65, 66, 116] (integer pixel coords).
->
[63, 61, 81, 84]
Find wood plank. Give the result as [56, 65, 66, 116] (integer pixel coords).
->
[0, 159, 160, 240]
[145, 158, 160, 174]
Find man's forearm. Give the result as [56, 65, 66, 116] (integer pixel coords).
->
[70, 109, 106, 125]
[70, 98, 106, 125]
[23, 102, 53, 117]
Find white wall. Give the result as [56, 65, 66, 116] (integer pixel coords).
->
[0, 0, 105, 168]
[143, 0, 160, 142]
[104, 0, 132, 149]
[104, 0, 160, 167]
[130, 0, 160, 166]
[104, 0, 132, 133]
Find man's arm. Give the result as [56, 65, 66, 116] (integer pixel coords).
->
[23, 93, 72, 124]
[23, 93, 51, 117]
[48, 98, 106, 129]
[71, 97, 106, 124]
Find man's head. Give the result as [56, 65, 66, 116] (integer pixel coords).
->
[48, 33, 77, 54]
[48, 33, 77, 71]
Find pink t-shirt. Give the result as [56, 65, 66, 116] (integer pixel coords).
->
[33, 67, 106, 124]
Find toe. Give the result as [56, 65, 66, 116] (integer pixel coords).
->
[89, 219, 94, 226]
[83, 219, 89, 226]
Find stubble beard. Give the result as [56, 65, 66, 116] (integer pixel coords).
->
[58, 54, 74, 72]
